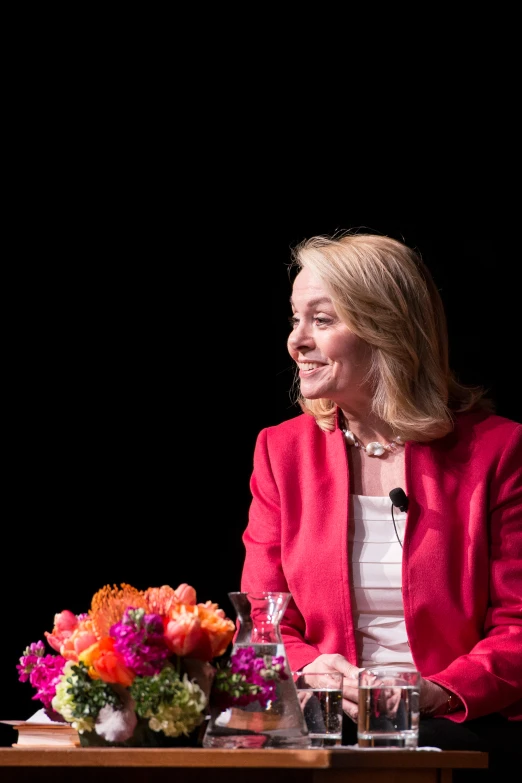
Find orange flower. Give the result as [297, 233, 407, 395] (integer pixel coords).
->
[143, 583, 197, 617]
[89, 584, 148, 639]
[197, 601, 235, 658]
[61, 617, 98, 662]
[163, 601, 234, 660]
[144, 585, 181, 616]
[79, 637, 135, 686]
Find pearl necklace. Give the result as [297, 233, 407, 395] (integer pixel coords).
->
[341, 424, 405, 457]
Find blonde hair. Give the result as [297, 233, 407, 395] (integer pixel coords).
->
[289, 232, 492, 441]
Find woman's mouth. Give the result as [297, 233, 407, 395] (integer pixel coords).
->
[298, 362, 324, 375]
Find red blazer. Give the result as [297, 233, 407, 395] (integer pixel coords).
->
[240, 409, 522, 722]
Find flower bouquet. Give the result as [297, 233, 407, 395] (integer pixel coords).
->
[17, 582, 289, 747]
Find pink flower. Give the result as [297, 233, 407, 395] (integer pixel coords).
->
[110, 608, 169, 676]
[17, 641, 46, 682]
[28, 654, 67, 709]
[211, 646, 287, 710]
[164, 609, 205, 657]
[44, 610, 79, 653]
[174, 583, 197, 605]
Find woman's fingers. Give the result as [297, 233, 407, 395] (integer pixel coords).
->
[342, 698, 358, 722]
[342, 678, 359, 701]
[342, 678, 359, 720]
[303, 653, 361, 680]
[301, 653, 362, 721]
[340, 674, 359, 722]
[298, 690, 313, 708]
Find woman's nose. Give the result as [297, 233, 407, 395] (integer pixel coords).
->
[288, 321, 314, 351]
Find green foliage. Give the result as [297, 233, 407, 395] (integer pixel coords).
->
[131, 664, 186, 717]
[66, 662, 121, 719]
[213, 668, 262, 700]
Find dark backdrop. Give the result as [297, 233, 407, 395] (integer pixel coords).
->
[3, 205, 520, 745]
[3, 3, 519, 749]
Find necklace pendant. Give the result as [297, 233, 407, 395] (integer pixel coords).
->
[343, 429, 358, 447]
[365, 441, 387, 457]
[341, 418, 405, 458]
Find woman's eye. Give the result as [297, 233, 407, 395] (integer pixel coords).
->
[314, 316, 334, 326]
[288, 315, 332, 329]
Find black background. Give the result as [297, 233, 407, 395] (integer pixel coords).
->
[2, 2, 520, 752]
[3, 106, 521, 746]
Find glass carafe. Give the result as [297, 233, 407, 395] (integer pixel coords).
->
[227, 591, 253, 648]
[203, 591, 309, 748]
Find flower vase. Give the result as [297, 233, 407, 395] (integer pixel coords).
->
[79, 717, 205, 748]
[202, 591, 309, 749]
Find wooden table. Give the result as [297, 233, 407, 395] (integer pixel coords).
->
[0, 747, 488, 783]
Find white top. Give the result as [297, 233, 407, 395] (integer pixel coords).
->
[349, 494, 414, 669]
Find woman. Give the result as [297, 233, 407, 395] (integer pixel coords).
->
[240, 232, 521, 762]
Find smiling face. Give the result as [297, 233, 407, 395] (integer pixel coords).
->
[287, 267, 374, 410]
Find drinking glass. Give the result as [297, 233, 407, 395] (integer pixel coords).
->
[293, 671, 344, 747]
[357, 667, 420, 748]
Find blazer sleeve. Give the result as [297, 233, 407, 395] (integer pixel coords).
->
[428, 423, 522, 721]
[240, 428, 320, 672]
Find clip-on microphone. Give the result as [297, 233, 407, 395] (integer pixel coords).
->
[388, 487, 409, 548]
[389, 487, 409, 512]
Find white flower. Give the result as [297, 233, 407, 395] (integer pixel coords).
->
[146, 673, 206, 737]
[95, 686, 137, 743]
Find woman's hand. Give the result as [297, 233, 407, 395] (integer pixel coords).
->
[301, 653, 361, 722]
[300, 658, 454, 722]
